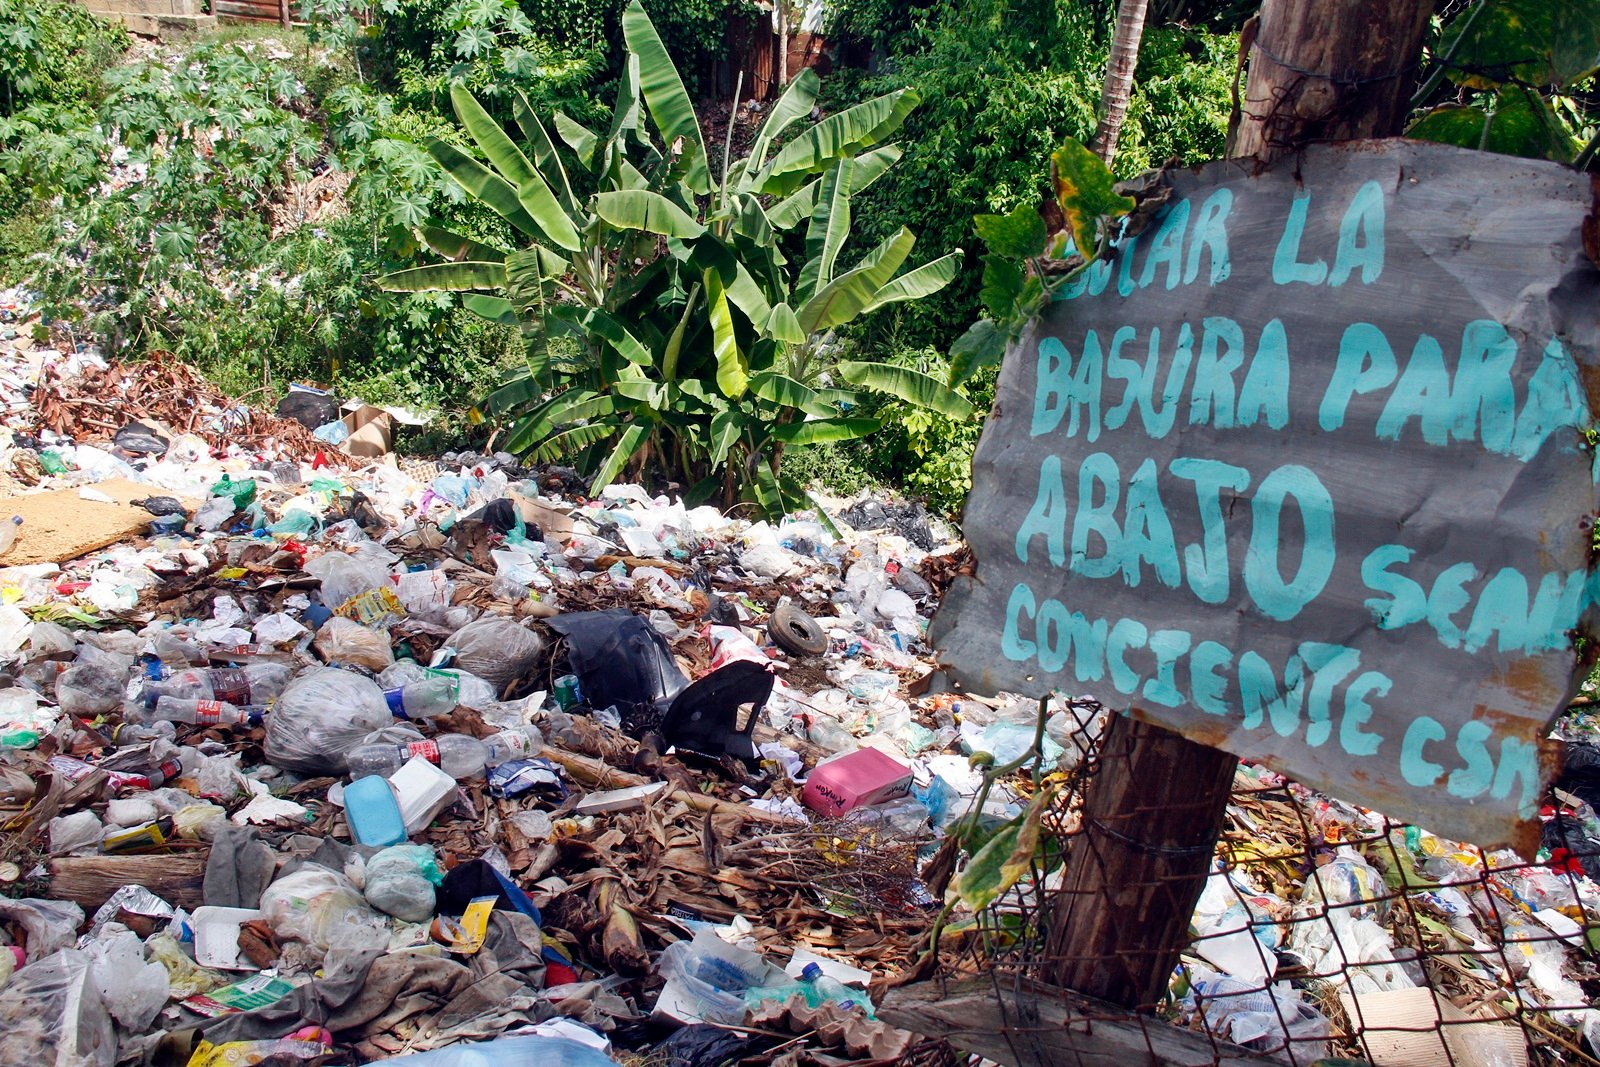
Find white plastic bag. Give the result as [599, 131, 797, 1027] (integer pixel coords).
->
[445, 617, 545, 692]
[259, 865, 387, 954]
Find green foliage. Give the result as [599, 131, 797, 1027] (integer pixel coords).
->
[821, 0, 1233, 353]
[0, 0, 127, 115]
[0, 0, 127, 221]
[9, 29, 522, 417]
[386, 2, 968, 515]
[1408, 0, 1595, 165]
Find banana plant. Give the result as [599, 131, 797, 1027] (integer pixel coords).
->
[379, 0, 972, 516]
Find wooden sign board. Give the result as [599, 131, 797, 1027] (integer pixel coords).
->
[933, 140, 1600, 849]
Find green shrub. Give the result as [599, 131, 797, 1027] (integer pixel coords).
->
[824, 0, 1234, 353]
[0, 0, 128, 116]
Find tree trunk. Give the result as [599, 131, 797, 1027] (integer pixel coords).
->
[1043, 0, 1435, 1013]
[777, 3, 790, 89]
[1089, 0, 1149, 165]
[1229, 0, 1433, 162]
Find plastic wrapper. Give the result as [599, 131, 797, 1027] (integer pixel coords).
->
[363, 845, 442, 923]
[313, 616, 395, 671]
[104, 796, 159, 828]
[146, 934, 223, 998]
[0, 949, 116, 1067]
[259, 865, 387, 954]
[264, 668, 393, 774]
[1190, 976, 1329, 1061]
[445, 617, 545, 693]
[84, 925, 169, 1030]
[381, 1036, 621, 1066]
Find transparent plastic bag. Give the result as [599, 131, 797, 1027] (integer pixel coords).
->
[0, 953, 116, 1067]
[0, 898, 84, 958]
[84, 925, 169, 1030]
[264, 668, 393, 774]
[305, 552, 390, 611]
[0, 949, 116, 1067]
[362, 845, 442, 923]
[313, 617, 395, 671]
[55, 663, 126, 717]
[445, 618, 545, 692]
[259, 865, 386, 954]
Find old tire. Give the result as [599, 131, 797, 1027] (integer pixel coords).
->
[769, 603, 829, 657]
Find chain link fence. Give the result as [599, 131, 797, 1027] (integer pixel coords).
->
[921, 697, 1600, 1067]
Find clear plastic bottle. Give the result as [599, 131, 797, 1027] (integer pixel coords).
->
[798, 962, 874, 1013]
[0, 515, 21, 557]
[345, 734, 488, 779]
[148, 696, 268, 727]
[142, 663, 294, 708]
[482, 725, 544, 767]
[382, 676, 460, 720]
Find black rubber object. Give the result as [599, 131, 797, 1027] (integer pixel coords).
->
[768, 603, 828, 656]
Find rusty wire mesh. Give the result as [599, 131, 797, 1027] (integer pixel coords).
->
[940, 697, 1600, 1067]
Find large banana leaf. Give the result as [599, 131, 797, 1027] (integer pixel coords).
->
[744, 67, 821, 177]
[593, 191, 706, 237]
[462, 294, 518, 325]
[589, 420, 651, 493]
[622, 0, 710, 194]
[767, 144, 901, 231]
[851, 226, 916, 289]
[484, 369, 543, 415]
[553, 112, 600, 170]
[724, 261, 774, 326]
[863, 251, 962, 312]
[525, 420, 620, 463]
[764, 303, 804, 344]
[513, 91, 577, 211]
[504, 389, 613, 451]
[550, 306, 651, 365]
[708, 408, 741, 467]
[840, 361, 976, 418]
[750, 371, 834, 417]
[705, 269, 747, 399]
[420, 225, 506, 262]
[451, 85, 537, 189]
[425, 137, 546, 239]
[379, 261, 507, 292]
[758, 89, 920, 195]
[794, 229, 916, 334]
[798, 159, 853, 300]
[770, 416, 882, 444]
[448, 91, 583, 252]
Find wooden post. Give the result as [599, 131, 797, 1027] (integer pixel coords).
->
[1229, 0, 1432, 162]
[1040, 0, 1434, 1013]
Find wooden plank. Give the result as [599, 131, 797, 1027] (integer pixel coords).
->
[878, 977, 1292, 1067]
[48, 853, 209, 911]
[0, 478, 197, 566]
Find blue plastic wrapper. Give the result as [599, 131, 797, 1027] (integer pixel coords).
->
[487, 758, 566, 800]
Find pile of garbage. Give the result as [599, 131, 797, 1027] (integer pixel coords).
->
[0, 349, 1002, 1064]
[4, 301, 1600, 1066]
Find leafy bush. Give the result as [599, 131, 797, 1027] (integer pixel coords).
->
[0, 0, 127, 231]
[823, 0, 1233, 352]
[385, 2, 972, 515]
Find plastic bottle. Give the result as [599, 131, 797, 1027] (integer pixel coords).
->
[345, 735, 489, 780]
[148, 696, 268, 727]
[797, 962, 874, 1014]
[482, 725, 544, 767]
[142, 663, 293, 708]
[0, 515, 21, 556]
[383, 676, 460, 720]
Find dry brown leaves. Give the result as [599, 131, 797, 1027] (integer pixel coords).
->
[28, 351, 351, 465]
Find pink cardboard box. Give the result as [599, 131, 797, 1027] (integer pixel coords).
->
[801, 747, 913, 817]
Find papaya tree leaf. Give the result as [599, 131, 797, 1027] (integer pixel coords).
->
[974, 203, 1047, 260]
[1050, 139, 1134, 258]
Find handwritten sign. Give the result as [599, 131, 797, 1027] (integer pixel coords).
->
[933, 140, 1600, 849]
